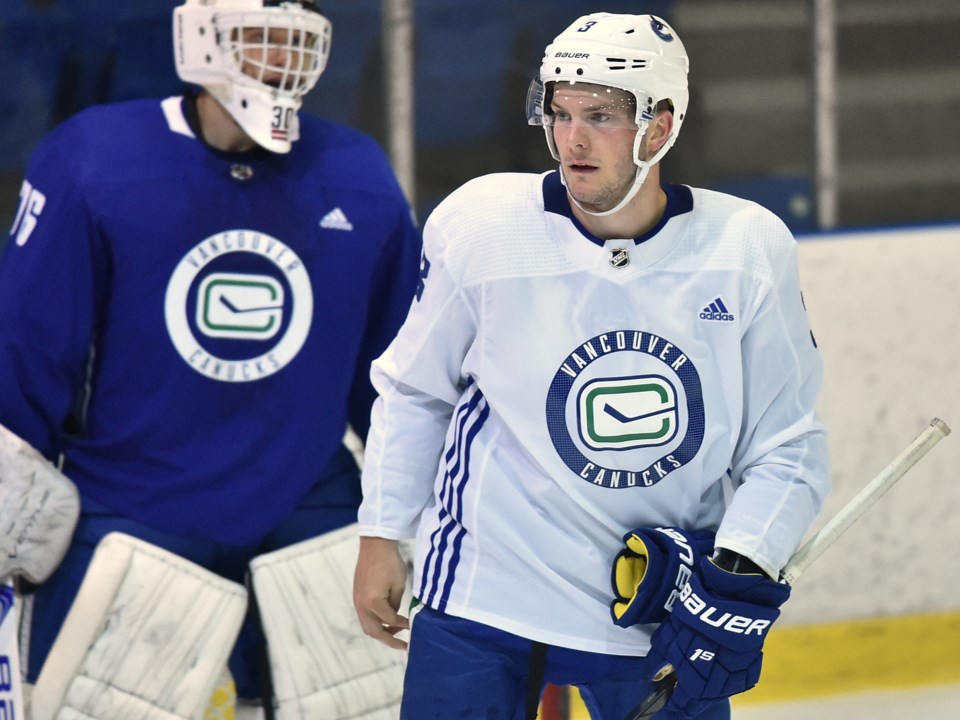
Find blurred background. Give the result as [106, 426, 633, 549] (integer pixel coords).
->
[3, 0, 960, 235]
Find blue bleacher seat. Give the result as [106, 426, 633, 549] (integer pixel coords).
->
[0, 13, 70, 171]
[109, 12, 184, 102]
[302, 0, 382, 127]
[413, 0, 517, 147]
[712, 176, 817, 234]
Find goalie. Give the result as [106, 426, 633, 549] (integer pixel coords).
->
[0, 0, 421, 717]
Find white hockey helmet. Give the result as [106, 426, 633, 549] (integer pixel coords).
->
[174, 0, 332, 153]
[527, 13, 689, 216]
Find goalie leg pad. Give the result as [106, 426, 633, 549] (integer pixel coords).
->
[0, 423, 80, 584]
[250, 523, 411, 720]
[0, 584, 24, 719]
[31, 532, 247, 720]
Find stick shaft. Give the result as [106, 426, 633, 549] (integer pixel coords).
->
[624, 417, 951, 720]
[780, 418, 950, 584]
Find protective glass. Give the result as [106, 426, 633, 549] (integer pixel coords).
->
[525, 76, 547, 126]
[221, 10, 330, 96]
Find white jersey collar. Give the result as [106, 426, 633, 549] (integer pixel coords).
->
[541, 171, 694, 275]
[162, 96, 195, 139]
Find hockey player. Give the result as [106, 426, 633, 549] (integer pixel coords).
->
[0, 0, 420, 715]
[354, 11, 830, 720]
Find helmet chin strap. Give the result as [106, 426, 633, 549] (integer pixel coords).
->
[560, 161, 652, 218]
[556, 117, 664, 218]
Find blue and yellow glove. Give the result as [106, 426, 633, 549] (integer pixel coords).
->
[645, 554, 791, 719]
[611, 527, 716, 627]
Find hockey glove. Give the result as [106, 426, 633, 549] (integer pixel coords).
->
[645, 555, 791, 719]
[611, 527, 715, 627]
[0, 423, 80, 584]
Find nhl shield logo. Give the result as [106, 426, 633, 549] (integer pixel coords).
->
[610, 248, 630, 269]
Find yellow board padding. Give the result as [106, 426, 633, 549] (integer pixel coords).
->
[556, 610, 960, 717]
[565, 688, 590, 720]
[735, 609, 960, 705]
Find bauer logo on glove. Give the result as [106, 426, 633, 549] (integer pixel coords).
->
[643, 554, 792, 718]
[610, 526, 715, 627]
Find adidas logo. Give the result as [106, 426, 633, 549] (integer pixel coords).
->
[319, 207, 354, 231]
[699, 297, 735, 322]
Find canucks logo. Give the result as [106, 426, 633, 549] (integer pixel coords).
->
[578, 376, 678, 450]
[547, 330, 704, 488]
[650, 17, 675, 41]
[165, 230, 314, 383]
[196, 273, 286, 340]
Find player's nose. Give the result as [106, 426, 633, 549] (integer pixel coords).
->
[565, 120, 590, 150]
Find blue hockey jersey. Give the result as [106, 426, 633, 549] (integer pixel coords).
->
[1, 95, 421, 545]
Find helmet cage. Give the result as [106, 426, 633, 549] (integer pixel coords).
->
[216, 9, 330, 99]
[174, 1, 332, 153]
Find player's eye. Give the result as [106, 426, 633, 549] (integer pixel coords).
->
[243, 28, 266, 44]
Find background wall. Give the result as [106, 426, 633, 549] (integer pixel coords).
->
[784, 224, 960, 625]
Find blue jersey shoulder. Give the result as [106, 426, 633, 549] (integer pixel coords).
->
[296, 113, 406, 200]
[27, 99, 173, 181]
[30, 98, 406, 206]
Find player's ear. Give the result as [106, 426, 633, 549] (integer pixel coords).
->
[645, 110, 674, 156]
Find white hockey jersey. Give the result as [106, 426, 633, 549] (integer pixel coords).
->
[359, 171, 830, 656]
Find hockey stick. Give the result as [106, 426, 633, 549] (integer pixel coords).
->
[624, 417, 952, 720]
